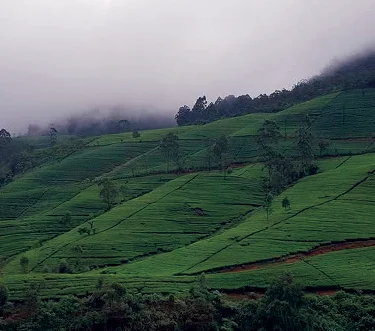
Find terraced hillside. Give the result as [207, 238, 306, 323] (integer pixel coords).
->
[0, 89, 374, 299]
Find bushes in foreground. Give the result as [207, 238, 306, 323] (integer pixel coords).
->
[1, 275, 374, 330]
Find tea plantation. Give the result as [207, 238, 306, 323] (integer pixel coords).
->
[0, 89, 374, 300]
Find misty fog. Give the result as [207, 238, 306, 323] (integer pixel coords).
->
[1, 0, 375, 133]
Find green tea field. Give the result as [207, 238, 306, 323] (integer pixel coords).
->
[0, 89, 374, 300]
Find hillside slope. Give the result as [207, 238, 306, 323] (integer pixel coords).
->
[0, 89, 374, 299]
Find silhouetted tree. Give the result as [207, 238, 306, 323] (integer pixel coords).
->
[175, 105, 192, 126]
[213, 134, 228, 177]
[258, 273, 306, 331]
[192, 96, 207, 113]
[88, 220, 97, 235]
[205, 139, 215, 171]
[119, 181, 129, 200]
[256, 120, 292, 193]
[295, 126, 315, 174]
[117, 119, 131, 133]
[20, 256, 29, 273]
[282, 196, 291, 210]
[59, 259, 71, 273]
[60, 212, 72, 226]
[0, 165, 12, 186]
[318, 139, 330, 157]
[256, 120, 282, 150]
[78, 227, 91, 236]
[176, 50, 375, 126]
[0, 128, 11, 147]
[132, 130, 140, 138]
[0, 284, 8, 313]
[160, 132, 180, 173]
[49, 127, 58, 146]
[264, 192, 273, 222]
[98, 178, 118, 209]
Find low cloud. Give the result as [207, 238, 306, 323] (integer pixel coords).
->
[1, 0, 375, 133]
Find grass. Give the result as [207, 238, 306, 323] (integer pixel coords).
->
[1, 273, 197, 300]
[0, 174, 179, 264]
[1, 88, 375, 299]
[206, 246, 375, 291]
[99, 154, 375, 278]
[3, 246, 373, 301]
[181, 154, 375, 274]
[3, 170, 264, 274]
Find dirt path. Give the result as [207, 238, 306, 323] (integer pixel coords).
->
[182, 168, 375, 276]
[224, 288, 339, 300]
[220, 239, 375, 274]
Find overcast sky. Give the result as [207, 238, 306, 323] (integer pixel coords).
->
[1, 0, 375, 132]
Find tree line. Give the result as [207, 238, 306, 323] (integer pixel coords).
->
[175, 50, 375, 126]
[1, 274, 374, 330]
[0, 128, 89, 187]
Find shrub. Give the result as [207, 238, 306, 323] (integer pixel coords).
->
[20, 256, 29, 273]
[59, 259, 72, 274]
[0, 284, 8, 309]
[132, 131, 141, 138]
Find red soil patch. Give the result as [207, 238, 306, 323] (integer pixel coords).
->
[229, 163, 249, 169]
[225, 292, 264, 300]
[225, 288, 338, 300]
[307, 240, 375, 257]
[220, 239, 375, 274]
[283, 256, 301, 264]
[313, 289, 337, 296]
[195, 208, 205, 216]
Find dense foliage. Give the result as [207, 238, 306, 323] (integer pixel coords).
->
[1, 86, 375, 330]
[175, 50, 375, 125]
[0, 129, 31, 185]
[1, 275, 374, 330]
[0, 130, 87, 186]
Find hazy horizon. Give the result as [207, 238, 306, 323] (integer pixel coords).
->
[1, 0, 375, 133]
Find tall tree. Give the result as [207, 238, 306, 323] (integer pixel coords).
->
[264, 153, 296, 194]
[295, 126, 315, 174]
[175, 105, 192, 126]
[20, 256, 29, 273]
[119, 180, 129, 200]
[264, 192, 273, 222]
[259, 273, 305, 331]
[318, 139, 330, 157]
[213, 134, 228, 176]
[132, 130, 140, 138]
[0, 128, 11, 147]
[98, 178, 118, 210]
[60, 212, 72, 227]
[0, 284, 8, 312]
[160, 132, 180, 173]
[49, 127, 58, 146]
[257, 120, 288, 192]
[192, 96, 207, 113]
[205, 138, 215, 171]
[282, 196, 291, 210]
[256, 120, 281, 150]
[0, 165, 12, 186]
[117, 119, 131, 133]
